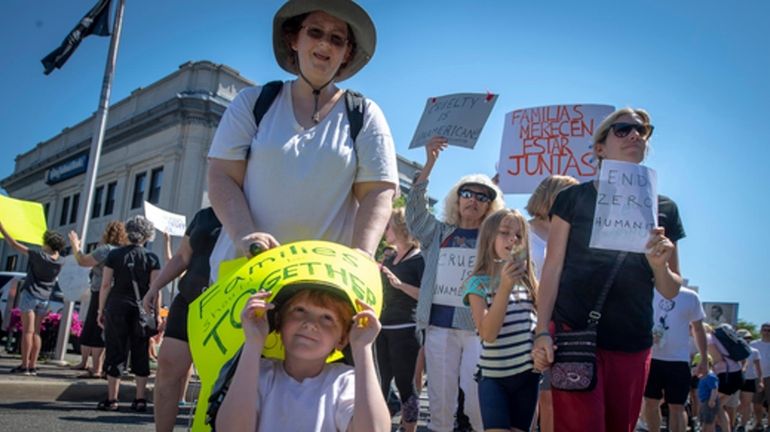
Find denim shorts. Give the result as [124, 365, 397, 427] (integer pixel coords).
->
[17, 290, 49, 315]
[478, 371, 540, 430]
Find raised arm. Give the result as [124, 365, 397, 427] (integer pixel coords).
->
[348, 300, 390, 432]
[0, 221, 29, 255]
[215, 292, 272, 432]
[352, 181, 395, 257]
[207, 158, 278, 258]
[68, 230, 99, 267]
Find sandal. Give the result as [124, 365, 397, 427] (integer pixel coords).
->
[97, 399, 119, 411]
[77, 370, 100, 379]
[130, 398, 148, 412]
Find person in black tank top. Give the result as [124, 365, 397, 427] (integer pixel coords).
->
[141, 207, 221, 431]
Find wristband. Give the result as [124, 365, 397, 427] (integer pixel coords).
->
[533, 331, 552, 342]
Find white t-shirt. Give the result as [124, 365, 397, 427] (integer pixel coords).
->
[751, 340, 770, 378]
[651, 287, 705, 362]
[257, 358, 355, 432]
[208, 82, 398, 279]
[528, 228, 546, 281]
[744, 347, 762, 380]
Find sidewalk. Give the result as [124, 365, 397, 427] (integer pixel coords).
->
[0, 349, 159, 403]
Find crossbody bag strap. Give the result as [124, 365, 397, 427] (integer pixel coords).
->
[587, 251, 628, 327]
[127, 248, 146, 310]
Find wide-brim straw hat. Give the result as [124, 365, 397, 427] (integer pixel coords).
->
[273, 0, 376, 82]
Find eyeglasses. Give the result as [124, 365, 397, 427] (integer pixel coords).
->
[610, 122, 654, 139]
[301, 25, 349, 48]
[762, 328, 770, 332]
[458, 189, 492, 203]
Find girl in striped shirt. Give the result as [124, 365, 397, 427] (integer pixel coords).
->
[463, 209, 540, 432]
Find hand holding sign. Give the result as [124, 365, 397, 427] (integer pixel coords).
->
[349, 299, 380, 350]
[241, 291, 274, 345]
[410, 93, 498, 149]
[645, 227, 675, 269]
[589, 160, 658, 253]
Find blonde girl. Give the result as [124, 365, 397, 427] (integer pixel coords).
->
[463, 209, 539, 432]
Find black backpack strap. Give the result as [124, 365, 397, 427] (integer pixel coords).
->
[246, 80, 284, 160]
[344, 89, 365, 142]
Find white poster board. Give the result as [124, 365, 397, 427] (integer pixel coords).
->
[589, 160, 658, 253]
[432, 247, 476, 308]
[409, 93, 498, 149]
[498, 104, 614, 194]
[57, 255, 91, 302]
[144, 201, 186, 237]
[702, 302, 739, 328]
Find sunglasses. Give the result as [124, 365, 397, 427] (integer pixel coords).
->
[458, 189, 492, 203]
[301, 25, 349, 48]
[610, 122, 654, 139]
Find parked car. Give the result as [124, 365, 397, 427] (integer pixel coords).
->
[0, 271, 67, 336]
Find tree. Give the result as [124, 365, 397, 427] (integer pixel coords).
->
[736, 319, 759, 339]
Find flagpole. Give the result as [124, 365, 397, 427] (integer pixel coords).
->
[52, 0, 126, 365]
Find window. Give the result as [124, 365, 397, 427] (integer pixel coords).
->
[5, 255, 17, 271]
[60, 196, 70, 226]
[131, 172, 147, 209]
[86, 242, 98, 253]
[69, 193, 80, 224]
[148, 167, 164, 204]
[104, 182, 117, 215]
[91, 186, 104, 219]
[44, 202, 50, 219]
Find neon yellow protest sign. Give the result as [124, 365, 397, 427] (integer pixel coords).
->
[187, 240, 383, 432]
[0, 195, 47, 246]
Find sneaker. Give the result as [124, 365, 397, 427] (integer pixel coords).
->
[9, 365, 29, 375]
[27, 368, 37, 376]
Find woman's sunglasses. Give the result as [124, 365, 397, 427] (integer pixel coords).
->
[610, 122, 654, 139]
[302, 25, 349, 49]
[458, 189, 492, 203]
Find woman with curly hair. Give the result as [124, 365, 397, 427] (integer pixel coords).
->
[68, 221, 127, 378]
[0, 222, 65, 376]
[97, 216, 161, 412]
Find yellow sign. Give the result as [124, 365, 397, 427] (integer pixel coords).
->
[0, 195, 47, 245]
[187, 240, 383, 432]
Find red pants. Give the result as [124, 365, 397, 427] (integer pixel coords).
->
[552, 348, 651, 432]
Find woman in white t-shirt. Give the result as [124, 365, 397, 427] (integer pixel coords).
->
[207, 0, 398, 277]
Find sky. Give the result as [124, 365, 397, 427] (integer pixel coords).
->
[0, 0, 768, 326]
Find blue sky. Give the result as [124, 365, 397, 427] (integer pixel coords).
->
[1, 0, 768, 326]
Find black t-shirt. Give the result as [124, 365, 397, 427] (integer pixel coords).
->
[381, 249, 425, 326]
[104, 244, 161, 310]
[178, 207, 222, 302]
[550, 181, 685, 352]
[22, 249, 63, 300]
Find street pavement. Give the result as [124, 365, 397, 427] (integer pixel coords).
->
[0, 349, 436, 431]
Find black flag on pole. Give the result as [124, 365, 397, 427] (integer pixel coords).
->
[41, 0, 112, 75]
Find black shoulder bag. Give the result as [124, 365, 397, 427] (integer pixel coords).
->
[128, 250, 158, 338]
[550, 252, 627, 392]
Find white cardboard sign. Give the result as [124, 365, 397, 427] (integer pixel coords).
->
[498, 104, 614, 194]
[589, 160, 658, 253]
[57, 255, 91, 302]
[144, 201, 186, 237]
[409, 93, 498, 149]
[432, 247, 476, 308]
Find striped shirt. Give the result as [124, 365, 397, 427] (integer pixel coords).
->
[464, 275, 537, 378]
